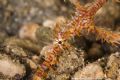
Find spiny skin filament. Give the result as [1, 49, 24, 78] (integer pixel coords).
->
[57, 0, 108, 41]
[33, 0, 120, 79]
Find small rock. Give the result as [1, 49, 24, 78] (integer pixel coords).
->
[43, 16, 66, 29]
[106, 52, 120, 79]
[72, 63, 104, 80]
[87, 43, 104, 60]
[32, 55, 40, 64]
[19, 23, 40, 41]
[0, 54, 25, 79]
[26, 59, 37, 69]
[43, 19, 55, 29]
[36, 27, 54, 46]
[55, 74, 70, 80]
[56, 47, 84, 74]
[49, 73, 70, 80]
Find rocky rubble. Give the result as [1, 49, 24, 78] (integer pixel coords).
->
[0, 0, 120, 80]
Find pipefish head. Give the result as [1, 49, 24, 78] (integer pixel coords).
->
[53, 32, 66, 46]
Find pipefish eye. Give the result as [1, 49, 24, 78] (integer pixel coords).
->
[58, 41, 62, 44]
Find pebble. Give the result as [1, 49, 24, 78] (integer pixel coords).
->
[0, 54, 25, 79]
[72, 63, 104, 80]
[106, 52, 120, 80]
[19, 23, 40, 41]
